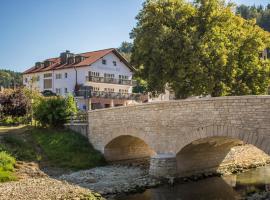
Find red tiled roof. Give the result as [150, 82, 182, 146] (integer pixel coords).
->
[23, 48, 134, 74]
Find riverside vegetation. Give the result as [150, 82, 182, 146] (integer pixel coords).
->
[0, 127, 106, 200]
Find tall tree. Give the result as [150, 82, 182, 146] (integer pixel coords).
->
[117, 41, 133, 62]
[131, 0, 270, 98]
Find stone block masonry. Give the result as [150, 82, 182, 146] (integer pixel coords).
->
[87, 96, 270, 178]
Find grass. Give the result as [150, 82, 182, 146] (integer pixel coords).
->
[1, 135, 40, 161]
[0, 128, 106, 170]
[31, 128, 106, 169]
[0, 152, 17, 182]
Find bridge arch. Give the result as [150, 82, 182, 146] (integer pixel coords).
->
[175, 124, 270, 155]
[104, 135, 156, 162]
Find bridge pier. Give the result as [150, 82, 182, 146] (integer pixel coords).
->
[149, 154, 177, 178]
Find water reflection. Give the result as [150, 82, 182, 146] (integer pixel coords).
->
[116, 166, 270, 200]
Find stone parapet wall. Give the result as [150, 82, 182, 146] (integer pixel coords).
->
[65, 123, 88, 137]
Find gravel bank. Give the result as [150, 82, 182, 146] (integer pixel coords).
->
[60, 165, 161, 195]
[0, 161, 104, 200]
[0, 177, 104, 200]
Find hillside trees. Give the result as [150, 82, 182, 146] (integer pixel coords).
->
[131, 0, 270, 98]
[237, 4, 270, 32]
[0, 70, 22, 89]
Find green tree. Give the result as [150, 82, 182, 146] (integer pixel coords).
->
[118, 41, 133, 62]
[65, 94, 78, 116]
[131, 0, 270, 98]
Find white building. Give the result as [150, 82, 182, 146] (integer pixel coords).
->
[23, 48, 139, 110]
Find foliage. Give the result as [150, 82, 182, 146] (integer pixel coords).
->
[34, 96, 70, 127]
[132, 77, 148, 94]
[0, 116, 29, 126]
[0, 88, 31, 120]
[31, 128, 105, 169]
[1, 135, 40, 161]
[65, 94, 78, 116]
[131, 0, 270, 98]
[237, 4, 270, 32]
[0, 151, 17, 182]
[0, 128, 105, 170]
[0, 69, 22, 89]
[118, 41, 133, 62]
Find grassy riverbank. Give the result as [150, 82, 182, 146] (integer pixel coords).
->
[0, 127, 106, 170]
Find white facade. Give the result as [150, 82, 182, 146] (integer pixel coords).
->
[23, 52, 133, 96]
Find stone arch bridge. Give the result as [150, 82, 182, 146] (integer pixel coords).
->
[88, 96, 270, 178]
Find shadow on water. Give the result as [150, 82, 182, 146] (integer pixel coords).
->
[116, 166, 270, 200]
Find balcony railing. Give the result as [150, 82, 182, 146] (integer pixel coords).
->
[75, 90, 142, 100]
[86, 76, 136, 86]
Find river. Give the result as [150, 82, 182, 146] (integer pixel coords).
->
[115, 166, 270, 200]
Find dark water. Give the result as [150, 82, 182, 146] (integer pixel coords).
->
[116, 166, 270, 200]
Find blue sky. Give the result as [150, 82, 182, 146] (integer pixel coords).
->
[0, 0, 268, 72]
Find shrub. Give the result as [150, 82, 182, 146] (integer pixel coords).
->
[34, 95, 77, 127]
[0, 151, 17, 182]
[0, 151, 16, 171]
[0, 89, 31, 118]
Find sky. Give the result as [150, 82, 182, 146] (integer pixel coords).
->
[0, 0, 269, 72]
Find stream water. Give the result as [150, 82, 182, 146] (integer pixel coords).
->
[115, 166, 270, 200]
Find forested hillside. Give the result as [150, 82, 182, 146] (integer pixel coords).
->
[0, 69, 22, 88]
[237, 4, 270, 32]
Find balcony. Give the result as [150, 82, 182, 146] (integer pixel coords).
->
[75, 90, 142, 100]
[86, 76, 136, 86]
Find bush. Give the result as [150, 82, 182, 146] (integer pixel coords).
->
[34, 95, 77, 127]
[0, 89, 31, 118]
[0, 151, 17, 182]
[0, 116, 28, 126]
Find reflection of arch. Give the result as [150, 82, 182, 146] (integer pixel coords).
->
[104, 135, 156, 162]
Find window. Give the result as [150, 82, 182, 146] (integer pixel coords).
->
[119, 89, 128, 93]
[104, 88, 114, 92]
[44, 79, 52, 89]
[119, 75, 128, 80]
[24, 78, 28, 83]
[65, 73, 68, 78]
[93, 87, 100, 91]
[44, 73, 52, 78]
[65, 88, 68, 93]
[36, 76, 40, 81]
[56, 73, 62, 79]
[89, 71, 100, 77]
[104, 73, 115, 78]
[56, 88, 61, 95]
[102, 59, 107, 65]
[113, 61, 117, 66]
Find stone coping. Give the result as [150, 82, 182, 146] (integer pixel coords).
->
[89, 95, 270, 113]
